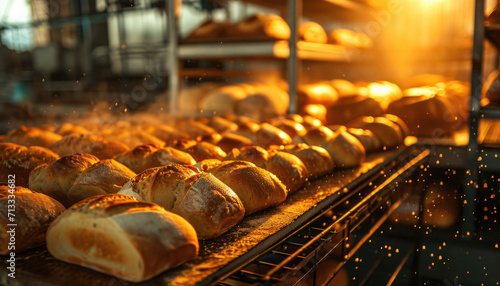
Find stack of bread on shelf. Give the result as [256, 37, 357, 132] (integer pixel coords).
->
[184, 12, 372, 49]
[0, 107, 408, 282]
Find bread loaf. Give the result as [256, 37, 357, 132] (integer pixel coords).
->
[0, 186, 65, 254]
[255, 123, 292, 148]
[294, 126, 335, 148]
[46, 194, 199, 282]
[120, 164, 245, 239]
[224, 145, 269, 169]
[348, 116, 404, 149]
[324, 127, 366, 168]
[208, 161, 287, 214]
[346, 128, 382, 153]
[328, 28, 373, 49]
[4, 126, 62, 148]
[298, 83, 339, 107]
[57, 123, 91, 136]
[29, 154, 135, 207]
[265, 150, 308, 193]
[0, 143, 59, 187]
[178, 141, 227, 162]
[50, 134, 129, 159]
[234, 84, 289, 121]
[100, 129, 165, 149]
[279, 143, 334, 179]
[114, 143, 196, 173]
[268, 118, 308, 139]
[299, 21, 328, 43]
[216, 133, 254, 153]
[326, 95, 384, 125]
[145, 124, 191, 144]
[226, 13, 290, 40]
[177, 120, 221, 143]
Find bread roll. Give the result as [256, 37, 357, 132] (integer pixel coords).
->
[235, 85, 290, 121]
[301, 115, 324, 130]
[169, 138, 198, 150]
[177, 120, 221, 143]
[299, 21, 327, 43]
[224, 145, 269, 169]
[328, 28, 373, 49]
[0, 143, 59, 187]
[268, 118, 308, 139]
[114, 143, 196, 173]
[0, 186, 65, 254]
[255, 123, 292, 148]
[226, 13, 290, 40]
[121, 164, 245, 239]
[4, 126, 62, 147]
[294, 126, 335, 147]
[265, 151, 308, 193]
[177, 83, 218, 114]
[50, 134, 129, 159]
[100, 129, 165, 149]
[326, 95, 384, 125]
[146, 124, 191, 144]
[298, 83, 339, 107]
[229, 121, 261, 142]
[301, 104, 327, 124]
[199, 85, 248, 115]
[57, 123, 91, 136]
[46, 194, 199, 282]
[204, 116, 238, 133]
[329, 79, 359, 97]
[387, 94, 458, 137]
[280, 144, 334, 179]
[29, 154, 135, 207]
[324, 127, 366, 168]
[348, 116, 404, 149]
[180, 141, 227, 162]
[382, 114, 411, 138]
[209, 161, 287, 214]
[346, 128, 381, 153]
[216, 133, 254, 153]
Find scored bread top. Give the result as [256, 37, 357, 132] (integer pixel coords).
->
[68, 194, 164, 217]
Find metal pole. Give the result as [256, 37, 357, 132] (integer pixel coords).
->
[166, 0, 179, 114]
[462, 0, 485, 240]
[286, 0, 301, 114]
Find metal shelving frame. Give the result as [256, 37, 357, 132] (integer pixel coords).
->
[464, 0, 500, 239]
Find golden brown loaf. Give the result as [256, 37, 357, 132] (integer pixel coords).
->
[387, 94, 457, 137]
[226, 13, 291, 40]
[323, 127, 366, 168]
[29, 154, 135, 207]
[216, 133, 254, 153]
[50, 134, 129, 159]
[382, 114, 411, 138]
[4, 126, 62, 147]
[100, 129, 165, 149]
[145, 124, 191, 144]
[114, 143, 196, 173]
[0, 143, 60, 187]
[265, 150, 308, 193]
[180, 141, 227, 162]
[121, 164, 245, 239]
[224, 145, 269, 169]
[346, 128, 382, 153]
[255, 123, 293, 148]
[298, 83, 339, 107]
[0, 186, 65, 254]
[279, 143, 334, 179]
[294, 126, 335, 148]
[268, 118, 308, 139]
[177, 120, 222, 143]
[46, 194, 199, 282]
[329, 79, 359, 97]
[348, 116, 404, 150]
[208, 160, 288, 214]
[299, 21, 328, 43]
[57, 123, 91, 136]
[203, 116, 238, 133]
[328, 28, 373, 49]
[326, 95, 384, 125]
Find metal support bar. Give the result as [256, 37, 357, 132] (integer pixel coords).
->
[167, 0, 179, 114]
[286, 0, 301, 114]
[463, 0, 486, 240]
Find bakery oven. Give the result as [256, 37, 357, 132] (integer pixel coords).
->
[1, 0, 500, 285]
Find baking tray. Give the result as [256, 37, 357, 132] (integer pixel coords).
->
[0, 145, 426, 286]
